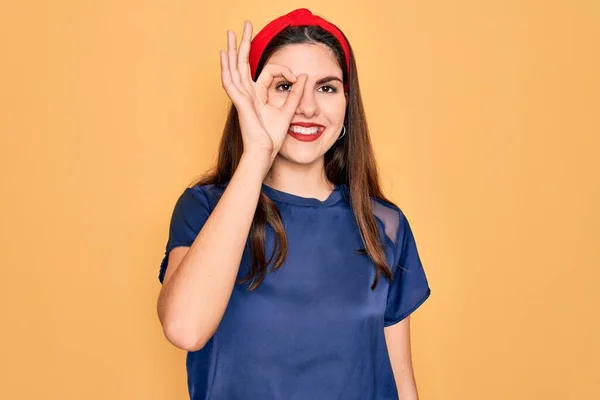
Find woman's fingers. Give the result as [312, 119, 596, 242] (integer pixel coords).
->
[255, 64, 297, 86]
[281, 73, 308, 115]
[219, 49, 234, 93]
[227, 30, 243, 90]
[221, 21, 307, 135]
[238, 21, 254, 92]
[254, 64, 298, 102]
[220, 49, 244, 104]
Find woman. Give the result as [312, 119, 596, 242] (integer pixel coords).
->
[157, 8, 431, 400]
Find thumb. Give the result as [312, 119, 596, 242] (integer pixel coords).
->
[281, 74, 308, 115]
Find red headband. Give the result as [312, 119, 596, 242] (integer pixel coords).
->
[249, 8, 351, 90]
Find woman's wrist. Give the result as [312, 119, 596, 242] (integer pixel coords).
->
[239, 150, 273, 180]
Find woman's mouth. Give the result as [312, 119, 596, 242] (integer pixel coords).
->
[287, 124, 325, 142]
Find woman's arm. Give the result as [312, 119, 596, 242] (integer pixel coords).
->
[157, 21, 307, 352]
[384, 316, 420, 400]
[157, 151, 270, 351]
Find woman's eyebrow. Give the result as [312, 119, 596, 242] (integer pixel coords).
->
[315, 76, 343, 85]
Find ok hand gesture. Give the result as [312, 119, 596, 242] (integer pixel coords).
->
[220, 21, 308, 162]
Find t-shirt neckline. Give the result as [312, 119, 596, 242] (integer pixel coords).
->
[261, 183, 344, 207]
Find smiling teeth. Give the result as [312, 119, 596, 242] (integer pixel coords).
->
[289, 126, 320, 135]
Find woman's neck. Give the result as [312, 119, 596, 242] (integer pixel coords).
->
[264, 155, 334, 201]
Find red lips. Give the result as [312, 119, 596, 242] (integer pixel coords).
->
[287, 122, 326, 142]
[290, 122, 325, 128]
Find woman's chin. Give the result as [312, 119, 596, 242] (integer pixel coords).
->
[276, 148, 323, 166]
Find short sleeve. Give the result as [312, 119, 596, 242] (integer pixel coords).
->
[158, 186, 212, 284]
[384, 211, 431, 326]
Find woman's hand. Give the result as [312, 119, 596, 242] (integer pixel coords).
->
[219, 21, 308, 161]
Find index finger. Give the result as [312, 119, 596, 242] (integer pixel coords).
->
[254, 64, 297, 100]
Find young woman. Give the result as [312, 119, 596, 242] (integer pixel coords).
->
[157, 8, 431, 400]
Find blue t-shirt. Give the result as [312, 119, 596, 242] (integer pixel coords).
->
[159, 183, 431, 399]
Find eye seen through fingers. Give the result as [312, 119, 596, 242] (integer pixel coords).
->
[274, 81, 339, 94]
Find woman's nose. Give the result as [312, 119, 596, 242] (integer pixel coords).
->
[295, 90, 319, 117]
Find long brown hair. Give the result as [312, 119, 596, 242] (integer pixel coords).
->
[194, 25, 397, 290]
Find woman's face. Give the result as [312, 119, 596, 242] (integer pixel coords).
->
[266, 43, 347, 165]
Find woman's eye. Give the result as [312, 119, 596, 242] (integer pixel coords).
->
[275, 83, 339, 93]
[275, 82, 292, 92]
[319, 85, 337, 93]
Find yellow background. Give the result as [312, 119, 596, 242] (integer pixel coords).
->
[1, 0, 598, 399]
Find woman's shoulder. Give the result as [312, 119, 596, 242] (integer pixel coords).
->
[189, 182, 226, 199]
[370, 196, 408, 245]
[176, 182, 226, 212]
[371, 196, 405, 220]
